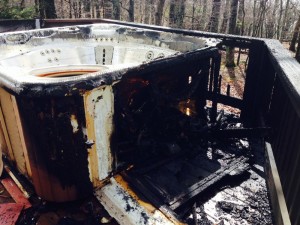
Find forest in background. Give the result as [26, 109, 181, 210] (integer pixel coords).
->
[1, 0, 300, 61]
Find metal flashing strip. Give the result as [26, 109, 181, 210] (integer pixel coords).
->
[265, 142, 291, 225]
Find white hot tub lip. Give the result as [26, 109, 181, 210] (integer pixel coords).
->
[0, 23, 218, 96]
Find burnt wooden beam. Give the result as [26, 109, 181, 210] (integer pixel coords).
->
[210, 54, 221, 123]
[206, 92, 243, 109]
[241, 41, 268, 125]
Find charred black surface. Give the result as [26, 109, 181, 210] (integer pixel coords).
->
[112, 53, 214, 168]
[17, 96, 92, 198]
[16, 196, 117, 225]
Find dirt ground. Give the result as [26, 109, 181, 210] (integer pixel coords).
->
[210, 49, 248, 115]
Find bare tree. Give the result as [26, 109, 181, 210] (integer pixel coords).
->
[280, 0, 290, 41]
[290, 15, 300, 52]
[207, 0, 221, 32]
[295, 32, 300, 62]
[226, 0, 239, 67]
[129, 0, 134, 22]
[237, 0, 245, 65]
[144, 0, 154, 24]
[237, 0, 245, 35]
[252, 0, 268, 37]
[199, 0, 208, 30]
[103, 0, 112, 19]
[220, 0, 231, 33]
[155, 0, 166, 25]
[112, 0, 121, 20]
[277, 0, 283, 39]
[39, 0, 57, 18]
[169, 0, 185, 28]
[191, 0, 197, 29]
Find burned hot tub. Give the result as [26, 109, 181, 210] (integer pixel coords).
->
[0, 23, 218, 207]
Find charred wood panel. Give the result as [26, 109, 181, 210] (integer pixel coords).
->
[17, 96, 92, 202]
[241, 41, 267, 125]
[206, 92, 243, 109]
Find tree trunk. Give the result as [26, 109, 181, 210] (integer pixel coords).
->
[199, 0, 208, 30]
[103, 0, 112, 19]
[112, 0, 120, 20]
[237, 0, 245, 65]
[228, 0, 238, 35]
[179, 0, 185, 27]
[39, 0, 45, 18]
[220, 0, 230, 33]
[150, 0, 155, 24]
[290, 15, 300, 52]
[277, 0, 283, 39]
[155, 0, 165, 25]
[270, 0, 279, 38]
[128, 0, 134, 22]
[252, 0, 257, 36]
[144, 0, 151, 24]
[252, 0, 267, 38]
[83, 0, 91, 13]
[191, 0, 196, 29]
[237, 0, 245, 35]
[60, 0, 64, 18]
[155, 0, 165, 26]
[45, 0, 57, 18]
[280, 0, 290, 41]
[75, 0, 82, 18]
[69, 0, 72, 18]
[95, 0, 101, 18]
[145, 0, 155, 24]
[169, 0, 176, 27]
[259, 0, 266, 38]
[169, 0, 185, 28]
[20, 0, 25, 8]
[295, 33, 300, 62]
[39, 0, 57, 19]
[207, 0, 221, 33]
[226, 0, 238, 67]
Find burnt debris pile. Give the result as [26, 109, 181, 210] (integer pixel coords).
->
[111, 51, 272, 224]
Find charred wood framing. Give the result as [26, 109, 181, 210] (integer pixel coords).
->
[17, 96, 93, 201]
[241, 41, 268, 125]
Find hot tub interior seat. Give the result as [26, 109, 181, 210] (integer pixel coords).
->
[0, 43, 178, 78]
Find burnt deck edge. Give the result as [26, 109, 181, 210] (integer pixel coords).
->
[265, 142, 291, 225]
